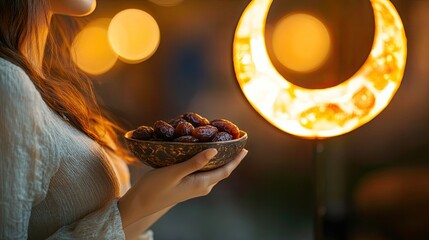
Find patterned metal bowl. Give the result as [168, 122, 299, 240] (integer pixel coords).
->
[125, 130, 248, 171]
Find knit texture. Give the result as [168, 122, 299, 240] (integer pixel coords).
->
[0, 58, 150, 239]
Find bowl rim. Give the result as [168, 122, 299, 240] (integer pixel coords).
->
[125, 129, 248, 145]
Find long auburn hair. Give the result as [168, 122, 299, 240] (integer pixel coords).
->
[0, 0, 132, 161]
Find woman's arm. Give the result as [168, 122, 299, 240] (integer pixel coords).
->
[123, 206, 173, 240]
[118, 148, 248, 228]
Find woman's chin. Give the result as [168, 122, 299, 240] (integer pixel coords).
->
[51, 0, 97, 17]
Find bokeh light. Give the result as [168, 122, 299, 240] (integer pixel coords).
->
[108, 9, 160, 63]
[272, 13, 331, 73]
[71, 18, 118, 75]
[148, 0, 184, 7]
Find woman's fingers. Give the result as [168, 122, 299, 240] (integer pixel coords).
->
[193, 149, 248, 186]
[171, 148, 218, 179]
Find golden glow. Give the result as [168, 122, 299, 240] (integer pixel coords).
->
[272, 13, 331, 72]
[71, 19, 118, 75]
[108, 9, 160, 63]
[233, 0, 407, 139]
[149, 0, 184, 7]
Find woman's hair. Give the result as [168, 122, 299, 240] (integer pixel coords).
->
[0, 0, 133, 161]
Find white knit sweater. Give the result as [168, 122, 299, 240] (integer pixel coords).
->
[0, 58, 151, 239]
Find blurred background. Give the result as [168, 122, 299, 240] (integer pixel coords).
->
[70, 0, 429, 239]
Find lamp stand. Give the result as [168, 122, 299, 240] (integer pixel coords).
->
[313, 140, 325, 240]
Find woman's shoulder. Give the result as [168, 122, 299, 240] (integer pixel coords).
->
[0, 57, 44, 110]
[0, 57, 30, 81]
[0, 57, 52, 133]
[0, 56, 25, 71]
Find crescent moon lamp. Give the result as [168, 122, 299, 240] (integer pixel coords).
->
[233, 0, 407, 139]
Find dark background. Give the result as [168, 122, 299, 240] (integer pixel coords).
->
[83, 0, 429, 239]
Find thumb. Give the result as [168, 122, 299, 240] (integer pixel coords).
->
[174, 148, 218, 178]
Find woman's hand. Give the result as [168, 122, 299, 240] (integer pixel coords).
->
[118, 148, 248, 227]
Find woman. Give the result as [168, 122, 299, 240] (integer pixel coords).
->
[0, 0, 248, 239]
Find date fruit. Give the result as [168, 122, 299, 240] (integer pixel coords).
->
[168, 116, 186, 128]
[131, 112, 242, 142]
[173, 135, 199, 143]
[212, 132, 233, 142]
[153, 120, 175, 140]
[132, 126, 154, 140]
[183, 112, 210, 127]
[192, 125, 218, 142]
[210, 119, 240, 139]
[174, 122, 194, 138]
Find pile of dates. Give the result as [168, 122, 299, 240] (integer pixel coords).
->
[131, 112, 241, 142]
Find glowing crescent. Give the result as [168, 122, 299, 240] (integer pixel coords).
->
[233, 0, 407, 139]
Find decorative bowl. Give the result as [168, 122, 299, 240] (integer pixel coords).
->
[124, 130, 248, 171]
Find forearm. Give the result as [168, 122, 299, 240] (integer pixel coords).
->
[123, 206, 174, 240]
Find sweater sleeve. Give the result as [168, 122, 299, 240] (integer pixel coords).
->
[0, 60, 127, 239]
[0, 62, 57, 239]
[47, 199, 125, 239]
